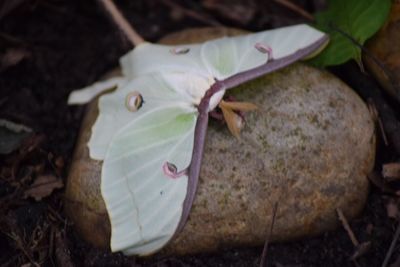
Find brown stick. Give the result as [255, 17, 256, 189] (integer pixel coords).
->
[260, 203, 278, 267]
[337, 208, 359, 246]
[367, 100, 389, 146]
[161, 0, 222, 27]
[99, 0, 145, 46]
[273, 0, 314, 21]
[382, 220, 400, 267]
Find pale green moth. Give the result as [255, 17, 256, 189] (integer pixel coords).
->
[68, 24, 328, 256]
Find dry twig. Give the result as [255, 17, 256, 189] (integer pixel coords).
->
[260, 202, 278, 267]
[337, 208, 359, 247]
[98, 0, 144, 46]
[161, 0, 222, 26]
[336, 209, 371, 261]
[382, 220, 400, 267]
[368, 100, 389, 146]
[273, 0, 314, 21]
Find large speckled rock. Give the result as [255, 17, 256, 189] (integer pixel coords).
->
[365, 2, 400, 102]
[65, 28, 375, 255]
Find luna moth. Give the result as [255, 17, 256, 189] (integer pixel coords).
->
[68, 24, 328, 256]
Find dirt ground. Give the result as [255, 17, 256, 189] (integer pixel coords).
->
[0, 1, 399, 266]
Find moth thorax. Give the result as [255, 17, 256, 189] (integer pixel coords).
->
[208, 90, 225, 112]
[125, 91, 143, 112]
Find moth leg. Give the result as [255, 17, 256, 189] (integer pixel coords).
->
[218, 95, 258, 119]
[163, 162, 188, 179]
[210, 96, 257, 124]
[219, 100, 258, 139]
[209, 109, 225, 121]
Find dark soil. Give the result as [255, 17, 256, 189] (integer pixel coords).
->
[0, 1, 398, 266]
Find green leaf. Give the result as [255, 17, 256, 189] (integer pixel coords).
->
[310, 0, 391, 67]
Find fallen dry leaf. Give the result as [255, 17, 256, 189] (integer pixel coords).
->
[367, 171, 395, 194]
[0, 118, 32, 155]
[0, 48, 30, 72]
[386, 198, 399, 219]
[0, 0, 28, 20]
[55, 156, 64, 170]
[54, 156, 64, 177]
[24, 175, 63, 201]
[383, 162, 400, 181]
[366, 223, 374, 235]
[365, 1, 400, 102]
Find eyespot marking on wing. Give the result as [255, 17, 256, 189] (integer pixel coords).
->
[170, 47, 190, 55]
[162, 161, 187, 179]
[255, 43, 273, 61]
[125, 91, 144, 112]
